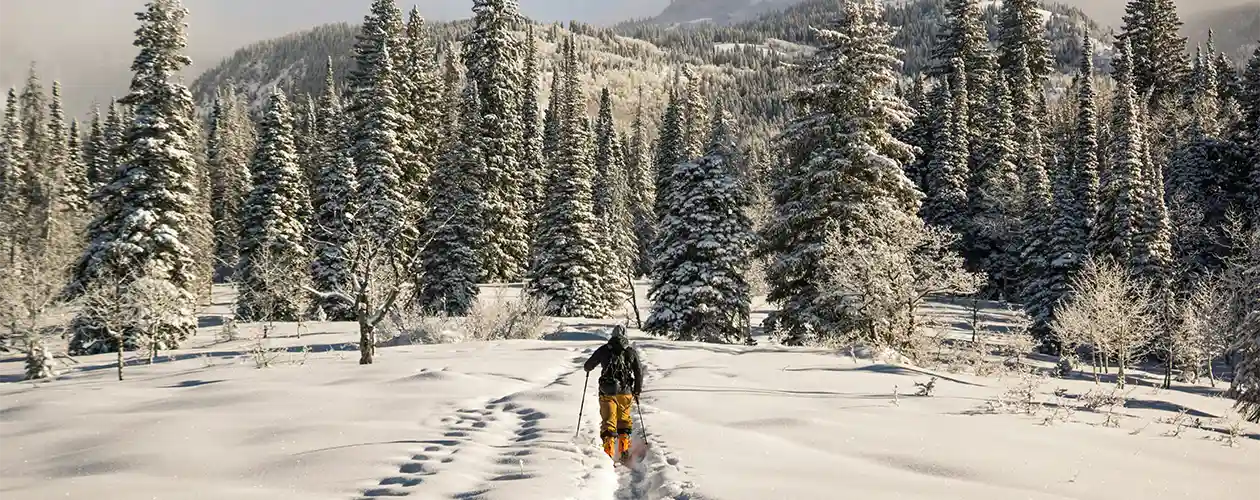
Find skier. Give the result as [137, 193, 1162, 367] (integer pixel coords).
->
[582, 325, 643, 461]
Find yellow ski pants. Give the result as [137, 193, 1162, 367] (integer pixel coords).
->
[598, 394, 634, 439]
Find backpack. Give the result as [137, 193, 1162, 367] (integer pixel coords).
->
[599, 339, 636, 395]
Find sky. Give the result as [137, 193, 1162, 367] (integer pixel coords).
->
[0, 0, 1250, 117]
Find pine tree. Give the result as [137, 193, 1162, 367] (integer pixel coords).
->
[463, 0, 529, 282]
[1072, 40, 1101, 252]
[967, 76, 1021, 298]
[400, 7, 442, 227]
[519, 24, 546, 225]
[761, 0, 921, 344]
[527, 37, 605, 318]
[653, 90, 685, 222]
[351, 29, 412, 250]
[997, 0, 1052, 82]
[1120, 0, 1189, 105]
[84, 106, 109, 195]
[542, 67, 563, 160]
[1098, 40, 1149, 267]
[922, 78, 968, 232]
[647, 101, 754, 343]
[417, 79, 484, 316]
[206, 87, 254, 281]
[1132, 103, 1173, 284]
[0, 89, 28, 264]
[310, 59, 359, 320]
[34, 81, 71, 238]
[101, 99, 125, 182]
[69, 0, 200, 355]
[592, 88, 634, 313]
[680, 66, 708, 162]
[932, 0, 995, 108]
[62, 118, 89, 215]
[19, 65, 47, 172]
[236, 89, 311, 322]
[440, 50, 463, 145]
[903, 75, 933, 193]
[1012, 48, 1056, 337]
[626, 92, 656, 278]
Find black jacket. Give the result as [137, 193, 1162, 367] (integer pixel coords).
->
[584, 341, 642, 397]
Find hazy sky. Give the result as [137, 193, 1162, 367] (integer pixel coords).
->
[0, 0, 1250, 117]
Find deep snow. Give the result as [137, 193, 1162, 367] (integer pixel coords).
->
[1, 284, 1257, 500]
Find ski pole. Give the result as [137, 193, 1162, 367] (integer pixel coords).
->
[575, 371, 590, 439]
[635, 395, 648, 440]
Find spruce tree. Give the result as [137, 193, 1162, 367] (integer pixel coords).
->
[1072, 40, 1101, 252]
[997, 0, 1052, 82]
[400, 7, 442, 226]
[1011, 48, 1056, 337]
[62, 118, 89, 215]
[932, 0, 994, 114]
[761, 0, 921, 344]
[1132, 103, 1173, 284]
[236, 89, 311, 322]
[519, 24, 546, 224]
[69, 0, 200, 355]
[653, 89, 685, 222]
[19, 65, 47, 170]
[206, 87, 254, 281]
[1097, 40, 1149, 266]
[967, 76, 1021, 298]
[626, 92, 656, 278]
[84, 106, 109, 195]
[0, 89, 28, 264]
[440, 51, 463, 146]
[903, 74, 933, 193]
[527, 37, 604, 318]
[680, 66, 708, 162]
[351, 33, 412, 250]
[647, 102, 754, 343]
[310, 60, 359, 320]
[463, 0, 529, 282]
[36, 81, 71, 236]
[101, 99, 125, 182]
[922, 79, 968, 232]
[592, 88, 633, 313]
[417, 80, 484, 316]
[542, 67, 563, 160]
[1120, 0, 1189, 105]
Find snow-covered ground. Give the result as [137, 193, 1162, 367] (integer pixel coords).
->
[2, 285, 1257, 499]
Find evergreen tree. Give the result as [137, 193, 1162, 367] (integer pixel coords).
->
[520, 25, 546, 225]
[932, 0, 995, 112]
[997, 0, 1052, 82]
[310, 59, 359, 320]
[542, 67, 563, 160]
[0, 89, 28, 264]
[36, 81, 70, 236]
[1097, 40, 1149, 267]
[922, 78, 968, 232]
[463, 0, 530, 282]
[1119, 0, 1189, 105]
[902, 74, 933, 193]
[101, 99, 125, 182]
[84, 106, 109, 194]
[417, 80, 484, 316]
[69, 0, 200, 355]
[19, 65, 46, 171]
[967, 76, 1021, 298]
[236, 89, 311, 322]
[62, 118, 89, 215]
[440, 50, 463, 145]
[206, 86, 254, 281]
[351, 28, 412, 250]
[626, 92, 656, 278]
[527, 37, 605, 318]
[1012, 48, 1056, 337]
[761, 0, 921, 344]
[680, 66, 708, 161]
[646, 101, 754, 343]
[400, 7, 442, 226]
[592, 88, 634, 312]
[1072, 40, 1101, 252]
[1132, 103, 1173, 284]
[653, 89, 685, 222]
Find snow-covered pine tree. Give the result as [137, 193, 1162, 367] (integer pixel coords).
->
[680, 66, 708, 162]
[653, 89, 685, 223]
[646, 101, 754, 343]
[463, 0, 529, 283]
[527, 37, 605, 318]
[1119, 0, 1189, 106]
[997, 0, 1052, 82]
[62, 118, 89, 215]
[1072, 39, 1101, 254]
[902, 74, 933, 193]
[1233, 304, 1260, 423]
[0, 89, 28, 263]
[206, 86, 254, 281]
[351, 32, 413, 252]
[519, 24, 546, 226]
[236, 89, 311, 322]
[542, 67, 563, 161]
[922, 78, 968, 232]
[84, 106, 109, 196]
[37, 81, 71, 236]
[626, 92, 656, 278]
[967, 76, 1021, 298]
[1183, 45, 1223, 140]
[101, 99, 125, 180]
[310, 59, 359, 321]
[592, 88, 634, 313]
[1096, 40, 1148, 266]
[349, 0, 407, 104]
[400, 7, 442, 227]
[19, 65, 47, 171]
[931, 0, 994, 143]
[1011, 47, 1056, 337]
[761, 0, 921, 344]
[440, 50, 463, 147]
[1242, 46, 1260, 142]
[1132, 102, 1173, 285]
[417, 79, 484, 316]
[69, 0, 200, 355]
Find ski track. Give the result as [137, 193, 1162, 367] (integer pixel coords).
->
[612, 350, 702, 500]
[356, 348, 621, 500]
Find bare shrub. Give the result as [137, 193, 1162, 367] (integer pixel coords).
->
[469, 294, 548, 341]
[1052, 259, 1158, 388]
[914, 377, 937, 396]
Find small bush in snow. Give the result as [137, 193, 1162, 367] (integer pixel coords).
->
[469, 295, 548, 341]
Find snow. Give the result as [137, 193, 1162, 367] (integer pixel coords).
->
[3, 285, 1257, 499]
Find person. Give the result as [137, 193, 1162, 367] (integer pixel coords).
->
[583, 325, 642, 460]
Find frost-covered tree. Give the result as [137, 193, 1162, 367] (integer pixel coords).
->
[592, 88, 634, 313]
[653, 89, 685, 223]
[922, 78, 968, 232]
[236, 89, 311, 323]
[1095, 41, 1147, 266]
[626, 92, 656, 278]
[1071, 40, 1101, 252]
[19, 65, 47, 174]
[69, 0, 200, 354]
[902, 75, 933, 193]
[761, 0, 921, 345]
[1132, 102, 1173, 285]
[1012, 49, 1056, 337]
[310, 59, 359, 321]
[542, 67, 563, 161]
[206, 87, 254, 280]
[400, 7, 442, 226]
[416, 79, 484, 316]
[0, 89, 29, 265]
[527, 37, 604, 318]
[351, 36, 412, 252]
[646, 102, 754, 343]
[932, 0, 994, 142]
[680, 66, 708, 162]
[37, 81, 71, 235]
[997, 0, 1052, 82]
[84, 106, 110, 195]
[61, 118, 89, 215]
[967, 76, 1021, 298]
[519, 24, 546, 225]
[463, 0, 529, 282]
[1119, 0, 1189, 105]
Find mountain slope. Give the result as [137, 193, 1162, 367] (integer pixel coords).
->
[1183, 3, 1260, 64]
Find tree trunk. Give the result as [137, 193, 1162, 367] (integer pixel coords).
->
[1163, 351, 1173, 389]
[626, 274, 642, 329]
[359, 316, 374, 365]
[1092, 350, 1100, 384]
[116, 336, 124, 381]
[1207, 359, 1217, 388]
